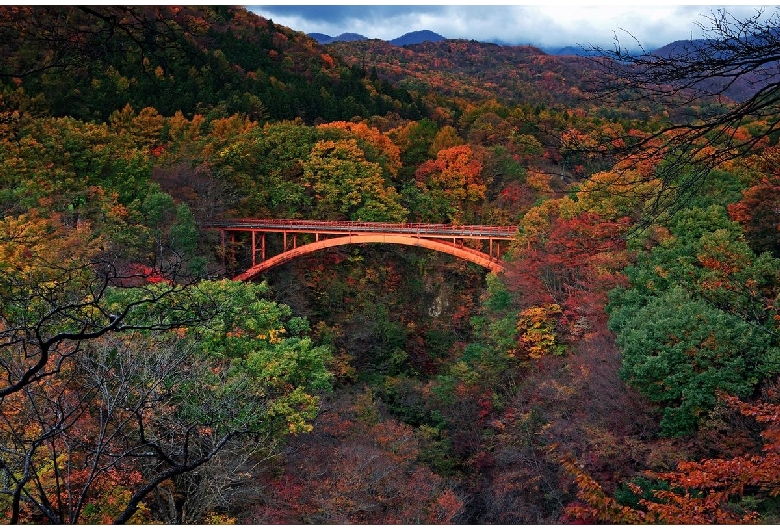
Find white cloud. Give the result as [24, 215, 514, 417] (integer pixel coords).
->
[250, 5, 776, 49]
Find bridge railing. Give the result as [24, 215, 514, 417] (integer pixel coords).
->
[203, 218, 518, 239]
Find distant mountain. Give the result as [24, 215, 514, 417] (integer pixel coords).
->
[311, 29, 446, 46]
[309, 26, 772, 103]
[310, 32, 368, 44]
[545, 46, 601, 57]
[308, 32, 335, 44]
[390, 30, 446, 46]
[636, 38, 777, 102]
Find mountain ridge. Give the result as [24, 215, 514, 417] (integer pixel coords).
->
[309, 29, 447, 47]
[309, 31, 368, 44]
[310, 29, 642, 56]
[391, 30, 446, 46]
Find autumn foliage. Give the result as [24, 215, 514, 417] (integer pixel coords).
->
[249, 392, 463, 524]
[564, 389, 780, 524]
[4, 4, 780, 525]
[507, 209, 631, 337]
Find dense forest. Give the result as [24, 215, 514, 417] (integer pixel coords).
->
[1, 5, 780, 524]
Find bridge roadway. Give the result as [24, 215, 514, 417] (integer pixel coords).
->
[204, 219, 518, 278]
[204, 218, 518, 240]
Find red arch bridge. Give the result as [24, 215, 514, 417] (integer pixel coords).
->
[203, 219, 518, 281]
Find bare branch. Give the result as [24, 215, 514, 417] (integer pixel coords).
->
[580, 7, 780, 226]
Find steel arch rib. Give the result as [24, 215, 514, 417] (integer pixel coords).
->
[233, 234, 506, 281]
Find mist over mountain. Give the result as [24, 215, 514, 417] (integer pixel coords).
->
[544, 45, 603, 56]
[310, 28, 648, 56]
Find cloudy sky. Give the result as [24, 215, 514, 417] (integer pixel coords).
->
[248, 4, 774, 50]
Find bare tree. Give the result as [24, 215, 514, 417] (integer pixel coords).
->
[0, 331, 281, 524]
[0, 256, 208, 401]
[587, 7, 780, 224]
[0, 247, 224, 524]
[0, 212, 330, 523]
[0, 265, 330, 523]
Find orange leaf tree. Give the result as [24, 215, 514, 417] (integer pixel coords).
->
[564, 390, 780, 524]
[414, 144, 485, 223]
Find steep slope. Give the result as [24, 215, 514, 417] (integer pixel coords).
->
[0, 6, 422, 122]
[326, 38, 605, 107]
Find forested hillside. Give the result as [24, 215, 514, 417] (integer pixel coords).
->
[1, 5, 780, 524]
[327, 39, 602, 107]
[1, 6, 424, 122]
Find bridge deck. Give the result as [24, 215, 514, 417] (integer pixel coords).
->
[204, 219, 517, 240]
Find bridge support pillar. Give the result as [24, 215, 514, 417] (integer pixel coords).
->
[251, 231, 256, 267]
[250, 231, 266, 267]
[220, 229, 225, 271]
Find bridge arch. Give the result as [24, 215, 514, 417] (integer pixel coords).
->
[233, 234, 506, 281]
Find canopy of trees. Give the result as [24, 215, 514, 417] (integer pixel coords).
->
[1, 4, 780, 524]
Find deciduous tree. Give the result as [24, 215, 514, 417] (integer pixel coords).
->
[728, 176, 780, 256]
[414, 145, 485, 223]
[564, 387, 780, 523]
[507, 209, 631, 336]
[0, 279, 332, 524]
[317, 121, 402, 178]
[303, 138, 407, 222]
